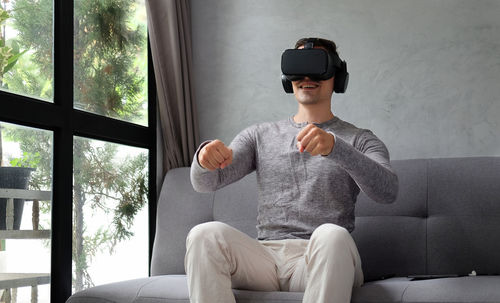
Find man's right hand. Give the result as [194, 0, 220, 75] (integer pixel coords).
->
[198, 140, 233, 171]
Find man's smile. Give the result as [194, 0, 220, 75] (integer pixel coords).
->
[298, 81, 320, 90]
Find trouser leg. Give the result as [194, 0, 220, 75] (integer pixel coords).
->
[290, 223, 364, 303]
[185, 221, 280, 303]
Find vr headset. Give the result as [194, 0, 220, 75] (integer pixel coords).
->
[281, 40, 349, 94]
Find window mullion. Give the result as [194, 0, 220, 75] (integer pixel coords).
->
[52, 0, 74, 301]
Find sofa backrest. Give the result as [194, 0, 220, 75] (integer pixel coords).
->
[151, 157, 500, 281]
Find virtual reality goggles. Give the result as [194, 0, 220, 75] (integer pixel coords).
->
[280, 43, 349, 94]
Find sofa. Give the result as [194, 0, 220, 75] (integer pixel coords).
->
[67, 157, 500, 303]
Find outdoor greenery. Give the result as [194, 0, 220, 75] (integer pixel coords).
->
[0, 0, 148, 292]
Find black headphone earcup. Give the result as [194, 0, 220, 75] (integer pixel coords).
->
[281, 74, 294, 94]
[334, 61, 349, 94]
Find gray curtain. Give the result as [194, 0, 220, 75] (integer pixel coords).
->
[146, 0, 199, 179]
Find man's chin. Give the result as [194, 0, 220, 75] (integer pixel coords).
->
[296, 97, 319, 105]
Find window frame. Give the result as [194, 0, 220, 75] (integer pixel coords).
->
[0, 0, 157, 301]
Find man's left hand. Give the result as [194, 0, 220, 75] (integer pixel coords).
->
[296, 124, 335, 156]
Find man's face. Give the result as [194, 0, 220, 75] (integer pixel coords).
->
[291, 46, 334, 105]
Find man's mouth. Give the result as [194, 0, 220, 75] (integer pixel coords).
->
[299, 82, 320, 90]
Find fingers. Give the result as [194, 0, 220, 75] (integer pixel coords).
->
[296, 124, 316, 142]
[198, 140, 233, 170]
[298, 127, 317, 151]
[297, 137, 321, 156]
[297, 124, 320, 153]
[304, 137, 320, 155]
[296, 124, 335, 156]
[220, 150, 233, 169]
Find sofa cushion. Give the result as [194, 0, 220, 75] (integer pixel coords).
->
[355, 159, 428, 218]
[67, 275, 303, 303]
[67, 274, 500, 303]
[151, 168, 214, 276]
[352, 159, 428, 281]
[213, 172, 259, 239]
[66, 275, 411, 303]
[352, 217, 426, 282]
[403, 276, 500, 303]
[66, 276, 165, 303]
[427, 158, 500, 275]
[352, 277, 412, 303]
[353, 276, 500, 303]
[134, 275, 189, 302]
[134, 275, 304, 303]
[427, 216, 500, 275]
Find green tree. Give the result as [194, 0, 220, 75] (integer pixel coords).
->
[74, 0, 146, 121]
[4, 0, 148, 291]
[0, 3, 28, 165]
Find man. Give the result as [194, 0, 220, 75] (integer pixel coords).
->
[186, 37, 398, 303]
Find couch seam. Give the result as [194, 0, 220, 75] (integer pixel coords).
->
[69, 296, 117, 303]
[400, 283, 411, 303]
[132, 277, 163, 302]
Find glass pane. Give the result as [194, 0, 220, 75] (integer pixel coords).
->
[0, 0, 54, 102]
[72, 136, 148, 293]
[0, 121, 53, 303]
[74, 0, 148, 126]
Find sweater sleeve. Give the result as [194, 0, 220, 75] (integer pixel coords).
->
[326, 130, 399, 204]
[190, 126, 257, 193]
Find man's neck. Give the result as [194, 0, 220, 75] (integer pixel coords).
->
[293, 106, 335, 124]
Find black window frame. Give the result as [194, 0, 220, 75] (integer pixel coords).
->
[0, 1, 157, 302]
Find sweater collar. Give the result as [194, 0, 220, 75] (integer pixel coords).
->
[288, 115, 340, 129]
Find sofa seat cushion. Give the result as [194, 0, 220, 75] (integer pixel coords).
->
[403, 276, 500, 303]
[352, 277, 412, 303]
[67, 275, 500, 303]
[67, 275, 304, 303]
[127, 275, 304, 303]
[354, 276, 500, 303]
[66, 276, 166, 303]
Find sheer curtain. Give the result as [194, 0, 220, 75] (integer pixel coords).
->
[146, 0, 199, 181]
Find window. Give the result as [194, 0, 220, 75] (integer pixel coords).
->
[0, 0, 53, 102]
[0, 0, 155, 301]
[72, 137, 149, 292]
[73, 0, 148, 126]
[0, 122, 53, 301]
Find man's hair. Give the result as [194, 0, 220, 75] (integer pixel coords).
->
[294, 37, 338, 56]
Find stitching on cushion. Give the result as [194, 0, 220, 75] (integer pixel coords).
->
[400, 283, 411, 303]
[133, 277, 164, 302]
[68, 296, 118, 303]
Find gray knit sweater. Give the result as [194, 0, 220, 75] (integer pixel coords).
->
[190, 116, 398, 240]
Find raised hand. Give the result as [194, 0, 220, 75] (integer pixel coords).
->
[198, 140, 233, 171]
[296, 124, 335, 156]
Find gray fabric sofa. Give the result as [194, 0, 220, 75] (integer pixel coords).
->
[67, 157, 500, 303]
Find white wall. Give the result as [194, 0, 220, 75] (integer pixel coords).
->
[191, 0, 500, 160]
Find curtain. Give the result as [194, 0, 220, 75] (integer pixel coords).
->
[146, 0, 200, 179]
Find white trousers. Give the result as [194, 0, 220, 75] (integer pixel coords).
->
[185, 221, 364, 303]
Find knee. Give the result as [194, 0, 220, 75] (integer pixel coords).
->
[186, 221, 230, 249]
[310, 223, 351, 248]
